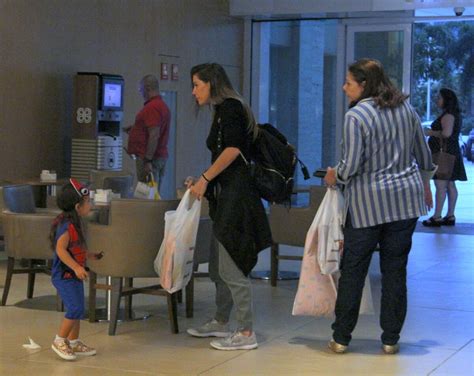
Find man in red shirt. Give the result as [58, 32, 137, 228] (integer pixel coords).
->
[124, 75, 170, 190]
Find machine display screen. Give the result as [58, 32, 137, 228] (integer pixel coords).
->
[103, 83, 122, 108]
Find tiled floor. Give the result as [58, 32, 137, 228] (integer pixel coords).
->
[0, 160, 472, 375]
[0, 228, 473, 375]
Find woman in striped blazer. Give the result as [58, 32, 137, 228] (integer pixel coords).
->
[324, 58, 436, 355]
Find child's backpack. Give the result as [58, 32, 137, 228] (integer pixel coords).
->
[242, 123, 309, 204]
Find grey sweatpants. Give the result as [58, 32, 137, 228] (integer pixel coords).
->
[210, 241, 253, 331]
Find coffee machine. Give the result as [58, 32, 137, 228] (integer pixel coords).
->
[71, 72, 124, 181]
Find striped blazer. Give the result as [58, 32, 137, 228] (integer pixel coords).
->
[336, 98, 436, 228]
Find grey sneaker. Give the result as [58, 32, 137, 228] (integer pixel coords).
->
[187, 319, 231, 338]
[210, 331, 258, 351]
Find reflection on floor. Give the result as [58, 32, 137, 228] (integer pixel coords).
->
[0, 228, 473, 375]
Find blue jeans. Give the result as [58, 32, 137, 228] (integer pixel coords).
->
[332, 214, 418, 346]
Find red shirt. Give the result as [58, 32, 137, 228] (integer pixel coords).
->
[52, 221, 87, 280]
[127, 95, 171, 159]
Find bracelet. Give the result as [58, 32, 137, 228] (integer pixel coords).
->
[201, 173, 211, 183]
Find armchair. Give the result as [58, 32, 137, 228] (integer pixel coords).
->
[269, 185, 326, 286]
[1, 184, 60, 306]
[87, 198, 180, 335]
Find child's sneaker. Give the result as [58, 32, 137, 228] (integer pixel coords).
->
[52, 338, 76, 360]
[70, 340, 97, 356]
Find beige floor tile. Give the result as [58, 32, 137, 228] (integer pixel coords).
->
[431, 340, 474, 375]
[1, 230, 473, 375]
[408, 279, 474, 312]
[409, 261, 474, 284]
[276, 302, 474, 352]
[200, 336, 456, 376]
[0, 307, 103, 360]
[0, 358, 157, 376]
[24, 320, 246, 375]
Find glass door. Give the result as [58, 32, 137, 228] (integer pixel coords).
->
[346, 24, 412, 95]
[251, 19, 344, 194]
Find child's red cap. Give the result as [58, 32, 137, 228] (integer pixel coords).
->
[69, 178, 89, 198]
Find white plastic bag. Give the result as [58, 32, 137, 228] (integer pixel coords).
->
[154, 190, 201, 293]
[314, 188, 345, 275]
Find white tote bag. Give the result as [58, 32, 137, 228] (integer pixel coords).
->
[134, 174, 161, 200]
[154, 190, 201, 293]
[292, 187, 374, 317]
[314, 188, 345, 275]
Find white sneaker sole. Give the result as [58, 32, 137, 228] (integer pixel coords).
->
[210, 342, 258, 351]
[74, 350, 97, 356]
[187, 328, 230, 338]
[51, 344, 77, 360]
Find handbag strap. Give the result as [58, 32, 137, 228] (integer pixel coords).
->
[439, 137, 448, 152]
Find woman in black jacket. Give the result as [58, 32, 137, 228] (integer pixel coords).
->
[186, 63, 272, 351]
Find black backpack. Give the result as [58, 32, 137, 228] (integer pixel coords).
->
[243, 123, 309, 204]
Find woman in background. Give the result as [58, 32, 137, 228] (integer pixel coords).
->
[422, 88, 467, 227]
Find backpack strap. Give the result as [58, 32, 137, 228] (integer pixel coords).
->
[297, 157, 310, 180]
[239, 151, 250, 165]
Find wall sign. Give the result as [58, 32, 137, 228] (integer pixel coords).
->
[161, 63, 169, 80]
[171, 64, 179, 81]
[76, 107, 92, 123]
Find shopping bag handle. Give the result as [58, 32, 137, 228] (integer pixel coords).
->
[178, 189, 201, 213]
[146, 173, 155, 184]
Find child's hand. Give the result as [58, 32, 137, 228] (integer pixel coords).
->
[74, 266, 88, 280]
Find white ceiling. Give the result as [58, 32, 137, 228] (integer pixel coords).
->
[229, 0, 474, 18]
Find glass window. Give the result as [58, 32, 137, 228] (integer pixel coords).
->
[354, 31, 405, 90]
[252, 20, 340, 195]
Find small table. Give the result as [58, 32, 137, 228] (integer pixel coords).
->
[12, 178, 68, 208]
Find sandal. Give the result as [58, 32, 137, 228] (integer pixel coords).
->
[422, 216, 442, 227]
[440, 215, 455, 226]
